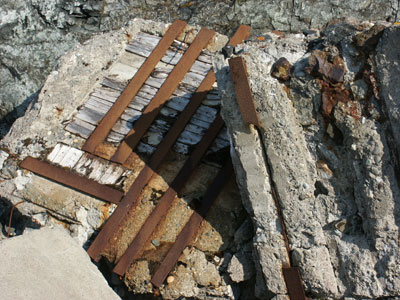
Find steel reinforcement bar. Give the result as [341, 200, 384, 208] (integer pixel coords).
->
[82, 20, 187, 154]
[20, 157, 123, 204]
[112, 115, 224, 275]
[228, 56, 307, 300]
[151, 158, 233, 287]
[111, 27, 216, 164]
[87, 25, 251, 262]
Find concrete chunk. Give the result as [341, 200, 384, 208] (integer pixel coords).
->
[0, 227, 121, 300]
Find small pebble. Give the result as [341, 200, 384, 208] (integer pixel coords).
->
[167, 276, 174, 284]
[47, 131, 52, 136]
[151, 239, 160, 247]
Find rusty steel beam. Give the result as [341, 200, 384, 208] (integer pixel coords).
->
[228, 56, 261, 127]
[227, 24, 251, 47]
[111, 28, 216, 164]
[151, 159, 233, 287]
[20, 157, 123, 204]
[87, 25, 251, 262]
[86, 72, 215, 261]
[112, 115, 225, 275]
[82, 20, 187, 154]
[282, 267, 308, 300]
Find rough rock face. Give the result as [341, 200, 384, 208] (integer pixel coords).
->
[1, 0, 399, 135]
[214, 21, 400, 298]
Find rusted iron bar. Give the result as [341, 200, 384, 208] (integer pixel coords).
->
[229, 56, 307, 300]
[112, 115, 225, 275]
[87, 72, 215, 261]
[87, 25, 251, 262]
[282, 267, 307, 300]
[20, 157, 123, 204]
[228, 56, 261, 127]
[111, 28, 216, 164]
[227, 24, 251, 47]
[82, 20, 187, 154]
[151, 159, 233, 287]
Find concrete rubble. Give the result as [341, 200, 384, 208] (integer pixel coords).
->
[0, 226, 121, 300]
[2, 0, 399, 136]
[0, 10, 400, 300]
[214, 20, 400, 299]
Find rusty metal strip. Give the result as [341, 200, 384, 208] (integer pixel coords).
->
[87, 72, 216, 261]
[228, 56, 261, 127]
[111, 27, 216, 163]
[87, 25, 251, 262]
[112, 115, 225, 275]
[282, 267, 307, 300]
[20, 157, 123, 204]
[227, 24, 251, 47]
[82, 20, 187, 153]
[151, 159, 233, 287]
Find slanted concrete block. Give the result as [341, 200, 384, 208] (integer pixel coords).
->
[0, 226, 121, 300]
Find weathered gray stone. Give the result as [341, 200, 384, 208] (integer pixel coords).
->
[0, 226, 121, 300]
[375, 26, 400, 165]
[1, 0, 398, 128]
[215, 22, 400, 299]
[227, 243, 255, 282]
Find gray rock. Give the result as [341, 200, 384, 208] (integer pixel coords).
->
[1, 0, 398, 127]
[375, 26, 400, 165]
[227, 243, 255, 283]
[215, 22, 400, 299]
[0, 226, 121, 300]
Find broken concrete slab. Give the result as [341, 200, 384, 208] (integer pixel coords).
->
[0, 226, 121, 300]
[214, 22, 400, 299]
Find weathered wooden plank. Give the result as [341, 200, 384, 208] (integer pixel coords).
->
[92, 87, 121, 102]
[87, 159, 109, 182]
[125, 41, 154, 58]
[136, 142, 156, 155]
[161, 49, 184, 65]
[160, 106, 179, 119]
[188, 116, 212, 129]
[47, 144, 64, 163]
[142, 130, 163, 147]
[197, 51, 212, 64]
[173, 141, 190, 154]
[165, 96, 189, 112]
[144, 75, 166, 89]
[112, 119, 135, 135]
[135, 32, 162, 47]
[177, 130, 202, 145]
[85, 99, 112, 115]
[74, 153, 92, 176]
[192, 105, 218, 125]
[58, 147, 84, 169]
[107, 131, 125, 143]
[119, 51, 147, 70]
[120, 108, 142, 123]
[181, 71, 206, 88]
[88, 95, 114, 108]
[99, 164, 125, 185]
[102, 77, 126, 91]
[184, 123, 207, 136]
[65, 119, 95, 138]
[108, 62, 139, 83]
[189, 60, 212, 76]
[75, 107, 104, 125]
